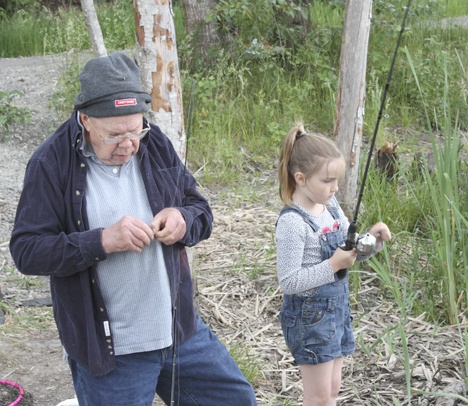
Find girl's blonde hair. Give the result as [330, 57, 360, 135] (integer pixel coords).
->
[278, 123, 344, 205]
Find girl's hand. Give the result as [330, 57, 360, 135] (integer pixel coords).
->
[368, 222, 392, 243]
[329, 247, 357, 272]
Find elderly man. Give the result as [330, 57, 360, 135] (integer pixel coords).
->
[10, 52, 257, 406]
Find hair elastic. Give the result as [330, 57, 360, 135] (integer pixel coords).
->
[296, 131, 306, 140]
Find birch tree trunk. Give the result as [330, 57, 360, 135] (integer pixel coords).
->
[333, 0, 372, 215]
[81, 0, 107, 57]
[133, 0, 185, 160]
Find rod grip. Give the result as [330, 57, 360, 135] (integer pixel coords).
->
[336, 222, 357, 279]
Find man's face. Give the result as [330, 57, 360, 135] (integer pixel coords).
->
[81, 113, 144, 166]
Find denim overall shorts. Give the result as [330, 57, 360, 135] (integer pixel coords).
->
[278, 205, 355, 365]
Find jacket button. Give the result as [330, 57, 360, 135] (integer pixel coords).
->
[77, 220, 81, 226]
[80, 163, 85, 168]
[76, 190, 81, 196]
[100, 307, 104, 312]
[109, 351, 113, 355]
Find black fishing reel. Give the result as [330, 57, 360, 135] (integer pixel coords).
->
[336, 222, 377, 278]
[341, 222, 377, 254]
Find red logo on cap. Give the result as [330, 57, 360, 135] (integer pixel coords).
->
[115, 98, 137, 107]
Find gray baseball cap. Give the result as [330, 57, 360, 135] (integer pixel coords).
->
[74, 52, 152, 117]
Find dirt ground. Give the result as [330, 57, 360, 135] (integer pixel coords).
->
[0, 53, 467, 406]
[0, 54, 78, 405]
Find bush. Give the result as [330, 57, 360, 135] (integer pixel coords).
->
[0, 90, 30, 141]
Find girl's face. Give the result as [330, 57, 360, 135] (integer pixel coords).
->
[293, 157, 345, 210]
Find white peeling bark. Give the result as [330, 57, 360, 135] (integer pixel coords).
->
[333, 0, 372, 215]
[81, 0, 107, 57]
[133, 0, 185, 160]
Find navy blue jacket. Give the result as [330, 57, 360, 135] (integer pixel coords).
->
[10, 113, 213, 376]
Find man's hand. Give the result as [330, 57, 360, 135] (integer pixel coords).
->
[150, 208, 186, 245]
[101, 216, 154, 254]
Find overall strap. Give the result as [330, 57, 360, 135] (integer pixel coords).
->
[277, 206, 320, 232]
[326, 204, 341, 220]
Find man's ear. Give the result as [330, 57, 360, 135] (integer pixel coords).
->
[80, 113, 91, 131]
[294, 172, 306, 187]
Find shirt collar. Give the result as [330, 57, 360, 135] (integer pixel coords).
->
[76, 111, 94, 157]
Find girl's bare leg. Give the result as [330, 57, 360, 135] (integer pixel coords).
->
[300, 357, 344, 406]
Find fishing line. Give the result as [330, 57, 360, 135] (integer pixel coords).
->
[342, 0, 412, 254]
[354, 0, 412, 223]
[170, 79, 197, 406]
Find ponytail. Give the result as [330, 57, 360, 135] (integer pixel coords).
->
[278, 124, 306, 206]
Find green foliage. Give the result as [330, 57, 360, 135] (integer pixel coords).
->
[178, 0, 466, 179]
[364, 56, 467, 329]
[228, 343, 260, 383]
[0, 0, 42, 15]
[210, 0, 310, 50]
[0, 0, 134, 57]
[50, 52, 85, 120]
[96, 0, 135, 51]
[0, 90, 30, 141]
[403, 46, 467, 321]
[367, 0, 468, 130]
[0, 0, 85, 15]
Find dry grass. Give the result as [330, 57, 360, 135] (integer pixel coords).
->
[192, 187, 467, 405]
[1, 180, 466, 405]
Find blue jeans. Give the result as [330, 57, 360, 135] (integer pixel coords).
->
[69, 316, 257, 405]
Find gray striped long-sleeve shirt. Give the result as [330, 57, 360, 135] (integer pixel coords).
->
[275, 198, 382, 296]
[275, 198, 349, 296]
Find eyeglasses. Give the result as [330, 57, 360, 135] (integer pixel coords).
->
[88, 118, 150, 145]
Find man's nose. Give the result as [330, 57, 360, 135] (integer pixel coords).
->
[118, 136, 133, 147]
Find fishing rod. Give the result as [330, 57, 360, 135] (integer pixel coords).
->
[170, 79, 197, 406]
[339, 0, 412, 272]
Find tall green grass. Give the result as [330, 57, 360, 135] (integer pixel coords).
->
[403, 48, 466, 324]
[0, 0, 134, 57]
[360, 86, 467, 325]
[360, 47, 468, 398]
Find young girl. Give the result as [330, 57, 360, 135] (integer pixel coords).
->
[275, 124, 391, 406]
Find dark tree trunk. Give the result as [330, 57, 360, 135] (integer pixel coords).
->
[182, 0, 223, 64]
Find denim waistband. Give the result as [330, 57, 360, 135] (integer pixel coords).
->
[283, 290, 348, 309]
